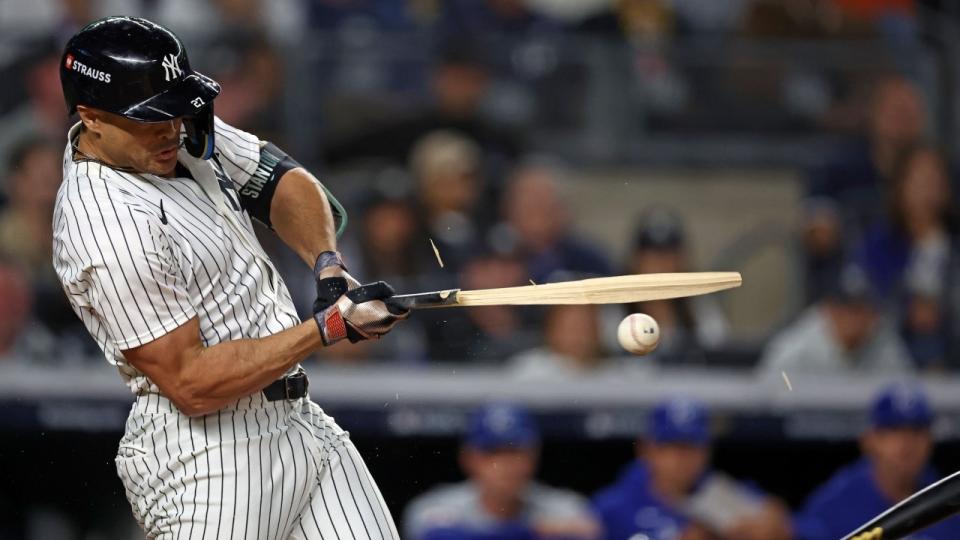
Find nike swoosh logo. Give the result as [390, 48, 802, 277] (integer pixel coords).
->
[160, 199, 168, 225]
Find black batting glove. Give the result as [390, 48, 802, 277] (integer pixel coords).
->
[313, 278, 409, 345]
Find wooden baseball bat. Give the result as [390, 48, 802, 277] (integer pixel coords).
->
[387, 272, 741, 310]
[843, 470, 960, 540]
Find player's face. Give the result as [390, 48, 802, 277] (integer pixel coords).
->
[864, 428, 932, 485]
[462, 447, 537, 501]
[80, 108, 183, 176]
[646, 443, 710, 496]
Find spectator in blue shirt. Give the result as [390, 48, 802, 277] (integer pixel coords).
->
[404, 402, 599, 540]
[793, 382, 960, 540]
[593, 396, 792, 540]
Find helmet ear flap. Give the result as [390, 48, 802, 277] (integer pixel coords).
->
[183, 105, 215, 159]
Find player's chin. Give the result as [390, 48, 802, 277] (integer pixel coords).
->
[148, 153, 179, 176]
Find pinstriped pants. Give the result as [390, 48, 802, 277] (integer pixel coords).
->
[115, 392, 399, 540]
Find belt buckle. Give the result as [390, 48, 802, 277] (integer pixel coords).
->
[284, 370, 306, 399]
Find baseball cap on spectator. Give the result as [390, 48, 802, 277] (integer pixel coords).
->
[870, 382, 934, 429]
[649, 395, 710, 445]
[633, 206, 685, 251]
[824, 263, 876, 304]
[465, 402, 539, 451]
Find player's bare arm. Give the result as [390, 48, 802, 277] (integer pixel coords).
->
[122, 317, 322, 417]
[269, 166, 337, 268]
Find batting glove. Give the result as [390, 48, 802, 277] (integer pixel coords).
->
[313, 278, 409, 345]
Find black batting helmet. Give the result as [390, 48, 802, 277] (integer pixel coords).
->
[60, 16, 221, 159]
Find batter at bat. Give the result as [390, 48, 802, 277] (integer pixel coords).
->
[53, 16, 406, 539]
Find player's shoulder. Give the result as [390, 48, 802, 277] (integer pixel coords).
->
[404, 482, 478, 535]
[804, 459, 873, 509]
[527, 481, 594, 516]
[213, 116, 260, 149]
[57, 159, 160, 230]
[593, 462, 648, 511]
[407, 482, 475, 513]
[63, 160, 148, 203]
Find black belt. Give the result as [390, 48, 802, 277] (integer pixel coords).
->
[262, 370, 309, 401]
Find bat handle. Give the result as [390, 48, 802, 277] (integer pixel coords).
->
[387, 290, 461, 310]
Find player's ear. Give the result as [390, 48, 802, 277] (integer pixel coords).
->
[76, 105, 101, 134]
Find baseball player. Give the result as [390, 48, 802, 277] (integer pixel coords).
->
[592, 396, 791, 540]
[793, 383, 960, 540]
[403, 402, 599, 540]
[52, 16, 406, 539]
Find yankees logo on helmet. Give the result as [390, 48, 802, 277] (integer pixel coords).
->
[162, 53, 182, 81]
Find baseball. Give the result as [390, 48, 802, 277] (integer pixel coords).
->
[617, 313, 660, 355]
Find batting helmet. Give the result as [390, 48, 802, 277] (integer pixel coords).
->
[60, 16, 221, 159]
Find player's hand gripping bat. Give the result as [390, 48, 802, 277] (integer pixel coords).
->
[387, 272, 742, 310]
[843, 469, 960, 540]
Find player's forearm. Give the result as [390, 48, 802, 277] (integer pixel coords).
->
[270, 168, 337, 266]
[176, 321, 323, 416]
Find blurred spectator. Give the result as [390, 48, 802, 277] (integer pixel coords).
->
[154, 0, 307, 45]
[758, 265, 912, 377]
[624, 207, 729, 364]
[317, 189, 433, 364]
[803, 75, 926, 302]
[742, 0, 876, 39]
[403, 402, 600, 540]
[833, 0, 918, 43]
[508, 304, 606, 380]
[857, 143, 956, 369]
[0, 136, 86, 340]
[422, 241, 540, 364]
[438, 0, 560, 37]
[1, 136, 60, 275]
[0, 255, 60, 363]
[593, 396, 792, 540]
[499, 162, 612, 284]
[350, 188, 435, 293]
[322, 40, 522, 174]
[411, 130, 487, 272]
[857, 143, 954, 298]
[305, 0, 425, 30]
[207, 32, 286, 144]
[0, 259, 33, 358]
[0, 0, 133, 39]
[0, 42, 69, 178]
[792, 382, 960, 539]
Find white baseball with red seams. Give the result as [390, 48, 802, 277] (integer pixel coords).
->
[617, 313, 660, 355]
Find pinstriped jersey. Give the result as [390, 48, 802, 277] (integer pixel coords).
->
[52, 117, 302, 395]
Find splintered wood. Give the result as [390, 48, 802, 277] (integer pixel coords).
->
[429, 238, 444, 268]
[781, 371, 793, 391]
[453, 272, 742, 307]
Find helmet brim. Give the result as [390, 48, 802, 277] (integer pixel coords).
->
[121, 71, 221, 122]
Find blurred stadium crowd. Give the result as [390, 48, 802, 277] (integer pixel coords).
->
[4, 0, 960, 538]
[1, 0, 959, 374]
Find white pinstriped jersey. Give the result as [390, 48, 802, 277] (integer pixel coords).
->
[52, 117, 302, 394]
[53, 119, 400, 539]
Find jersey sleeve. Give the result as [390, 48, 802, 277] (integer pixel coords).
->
[84, 192, 197, 350]
[213, 116, 262, 190]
